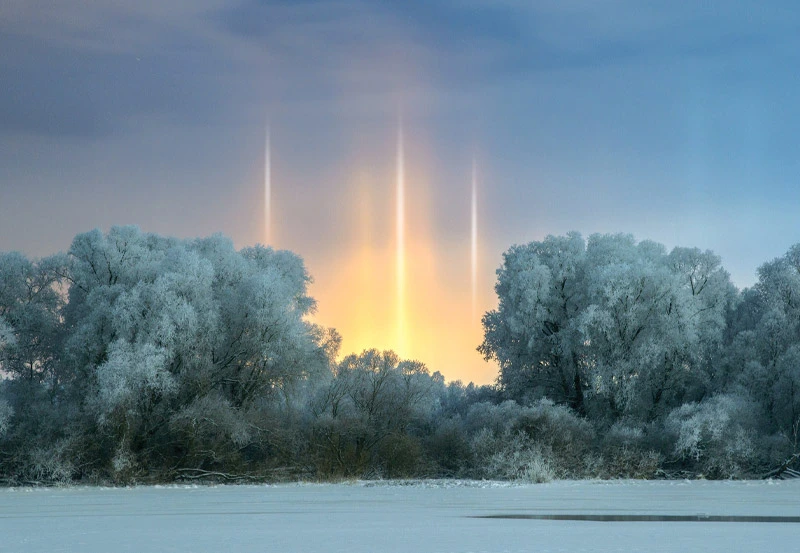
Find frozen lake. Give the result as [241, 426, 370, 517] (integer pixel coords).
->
[1, 480, 798, 553]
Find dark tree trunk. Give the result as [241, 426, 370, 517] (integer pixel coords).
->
[572, 370, 585, 416]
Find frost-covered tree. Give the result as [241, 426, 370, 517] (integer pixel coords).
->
[727, 244, 800, 456]
[666, 394, 758, 478]
[311, 349, 441, 476]
[0, 252, 67, 384]
[5, 226, 798, 482]
[479, 233, 589, 412]
[0, 317, 15, 374]
[481, 233, 733, 422]
[0, 251, 75, 482]
[667, 247, 736, 391]
[581, 237, 734, 420]
[0, 398, 12, 440]
[53, 227, 334, 477]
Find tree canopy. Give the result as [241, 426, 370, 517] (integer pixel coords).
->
[1, 228, 798, 483]
[480, 233, 735, 421]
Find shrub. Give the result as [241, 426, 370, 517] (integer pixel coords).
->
[22, 439, 77, 485]
[513, 399, 595, 475]
[472, 429, 559, 482]
[425, 416, 472, 477]
[666, 394, 758, 478]
[375, 433, 424, 478]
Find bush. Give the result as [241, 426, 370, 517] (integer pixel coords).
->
[591, 447, 662, 479]
[513, 399, 595, 475]
[588, 421, 663, 478]
[425, 416, 472, 477]
[472, 429, 559, 482]
[464, 399, 594, 479]
[666, 394, 758, 478]
[22, 439, 77, 485]
[375, 433, 424, 478]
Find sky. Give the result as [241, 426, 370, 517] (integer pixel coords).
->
[2, 1, 800, 384]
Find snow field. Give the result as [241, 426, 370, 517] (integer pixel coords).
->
[1, 479, 798, 553]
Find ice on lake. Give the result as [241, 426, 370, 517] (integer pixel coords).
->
[2, 479, 798, 553]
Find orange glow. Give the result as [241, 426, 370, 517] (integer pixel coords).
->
[304, 126, 498, 385]
[396, 120, 407, 355]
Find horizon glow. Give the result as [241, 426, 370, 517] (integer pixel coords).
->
[3, 2, 799, 385]
[396, 119, 408, 356]
[295, 122, 497, 384]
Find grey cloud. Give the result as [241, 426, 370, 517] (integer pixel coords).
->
[0, 24, 254, 138]
[4, 0, 799, 140]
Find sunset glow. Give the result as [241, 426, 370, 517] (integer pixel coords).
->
[396, 120, 408, 356]
[302, 126, 496, 384]
[4, 2, 800, 389]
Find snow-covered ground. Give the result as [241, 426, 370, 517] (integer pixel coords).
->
[1, 479, 798, 553]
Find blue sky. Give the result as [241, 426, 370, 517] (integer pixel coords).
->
[2, 1, 799, 381]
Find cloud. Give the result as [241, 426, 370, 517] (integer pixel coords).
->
[0, 0, 259, 138]
[0, 1, 241, 54]
[3, 0, 799, 139]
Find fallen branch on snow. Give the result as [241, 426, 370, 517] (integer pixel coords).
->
[762, 452, 800, 479]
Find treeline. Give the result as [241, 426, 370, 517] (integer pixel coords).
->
[0, 227, 797, 484]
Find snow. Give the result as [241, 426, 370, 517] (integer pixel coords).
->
[1, 479, 798, 553]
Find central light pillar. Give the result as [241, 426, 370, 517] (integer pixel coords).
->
[396, 119, 407, 355]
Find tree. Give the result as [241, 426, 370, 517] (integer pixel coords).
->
[480, 233, 733, 422]
[479, 232, 589, 412]
[55, 227, 334, 477]
[0, 252, 67, 384]
[581, 237, 733, 420]
[727, 244, 800, 455]
[311, 349, 441, 476]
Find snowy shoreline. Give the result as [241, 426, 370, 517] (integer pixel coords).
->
[1, 476, 792, 492]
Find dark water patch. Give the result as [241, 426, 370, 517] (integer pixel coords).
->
[474, 514, 800, 523]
